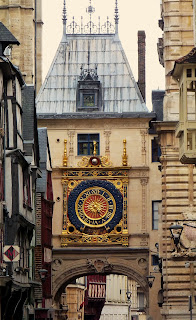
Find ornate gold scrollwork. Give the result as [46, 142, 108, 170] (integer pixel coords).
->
[77, 157, 90, 167]
[61, 233, 128, 246]
[77, 155, 113, 168]
[100, 156, 113, 167]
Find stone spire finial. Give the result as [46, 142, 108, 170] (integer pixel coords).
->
[62, 0, 67, 41]
[114, 0, 119, 34]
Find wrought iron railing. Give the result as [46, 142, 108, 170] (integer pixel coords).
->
[66, 16, 115, 34]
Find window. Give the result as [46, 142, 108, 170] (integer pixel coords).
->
[76, 66, 102, 111]
[83, 94, 95, 107]
[78, 134, 99, 155]
[152, 201, 161, 230]
[23, 168, 31, 208]
[187, 69, 192, 78]
[138, 292, 145, 309]
[152, 254, 159, 266]
[152, 138, 161, 162]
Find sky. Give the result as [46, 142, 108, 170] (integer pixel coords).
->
[42, 0, 165, 110]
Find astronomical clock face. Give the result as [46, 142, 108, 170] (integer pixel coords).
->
[68, 180, 123, 233]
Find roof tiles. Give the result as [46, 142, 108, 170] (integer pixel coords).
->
[36, 34, 148, 115]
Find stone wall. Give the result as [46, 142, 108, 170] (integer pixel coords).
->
[0, 0, 42, 92]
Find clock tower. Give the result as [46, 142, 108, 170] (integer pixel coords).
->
[37, 1, 162, 318]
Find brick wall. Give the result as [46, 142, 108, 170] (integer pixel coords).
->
[35, 192, 42, 300]
[138, 30, 146, 103]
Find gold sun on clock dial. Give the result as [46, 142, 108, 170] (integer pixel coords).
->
[75, 187, 116, 228]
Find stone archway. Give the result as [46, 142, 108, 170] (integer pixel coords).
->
[52, 247, 150, 309]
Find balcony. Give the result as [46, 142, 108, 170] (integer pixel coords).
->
[171, 48, 196, 164]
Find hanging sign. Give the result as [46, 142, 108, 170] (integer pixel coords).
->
[3, 245, 20, 262]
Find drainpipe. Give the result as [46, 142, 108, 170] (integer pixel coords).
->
[34, 0, 37, 98]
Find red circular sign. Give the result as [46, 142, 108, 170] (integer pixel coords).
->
[83, 194, 108, 219]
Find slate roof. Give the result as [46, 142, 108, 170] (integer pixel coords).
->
[22, 85, 35, 141]
[37, 128, 52, 193]
[0, 22, 19, 48]
[169, 47, 196, 78]
[36, 34, 149, 116]
[175, 47, 196, 64]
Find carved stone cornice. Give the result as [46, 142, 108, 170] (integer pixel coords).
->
[128, 166, 149, 179]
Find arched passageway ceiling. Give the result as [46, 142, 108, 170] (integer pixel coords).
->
[52, 247, 150, 303]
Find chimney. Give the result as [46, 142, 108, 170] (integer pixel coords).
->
[138, 30, 146, 103]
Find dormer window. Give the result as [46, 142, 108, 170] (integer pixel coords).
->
[76, 65, 102, 111]
[83, 94, 95, 107]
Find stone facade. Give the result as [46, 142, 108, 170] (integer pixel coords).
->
[157, 0, 196, 319]
[37, 3, 162, 320]
[0, 0, 43, 92]
[159, 0, 194, 121]
[0, 26, 41, 319]
[38, 115, 162, 319]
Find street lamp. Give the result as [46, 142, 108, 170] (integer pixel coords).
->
[126, 290, 132, 320]
[126, 290, 132, 301]
[169, 221, 183, 249]
[38, 268, 48, 282]
[146, 273, 155, 288]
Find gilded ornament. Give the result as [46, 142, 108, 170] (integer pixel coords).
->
[78, 157, 89, 167]
[63, 139, 68, 167]
[122, 139, 128, 166]
[101, 156, 113, 167]
[78, 155, 112, 168]
[68, 180, 78, 190]
[113, 180, 123, 189]
[93, 141, 97, 156]
[78, 171, 83, 177]
[92, 170, 99, 176]
[122, 178, 129, 184]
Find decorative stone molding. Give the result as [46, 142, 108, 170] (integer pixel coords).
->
[87, 258, 113, 273]
[104, 130, 111, 156]
[52, 259, 63, 271]
[138, 258, 147, 269]
[67, 130, 75, 156]
[52, 250, 150, 304]
[170, 206, 196, 257]
[128, 167, 149, 179]
[140, 129, 148, 166]
[140, 178, 148, 232]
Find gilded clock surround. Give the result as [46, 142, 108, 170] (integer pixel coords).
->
[61, 151, 129, 246]
[68, 180, 122, 231]
[60, 139, 129, 246]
